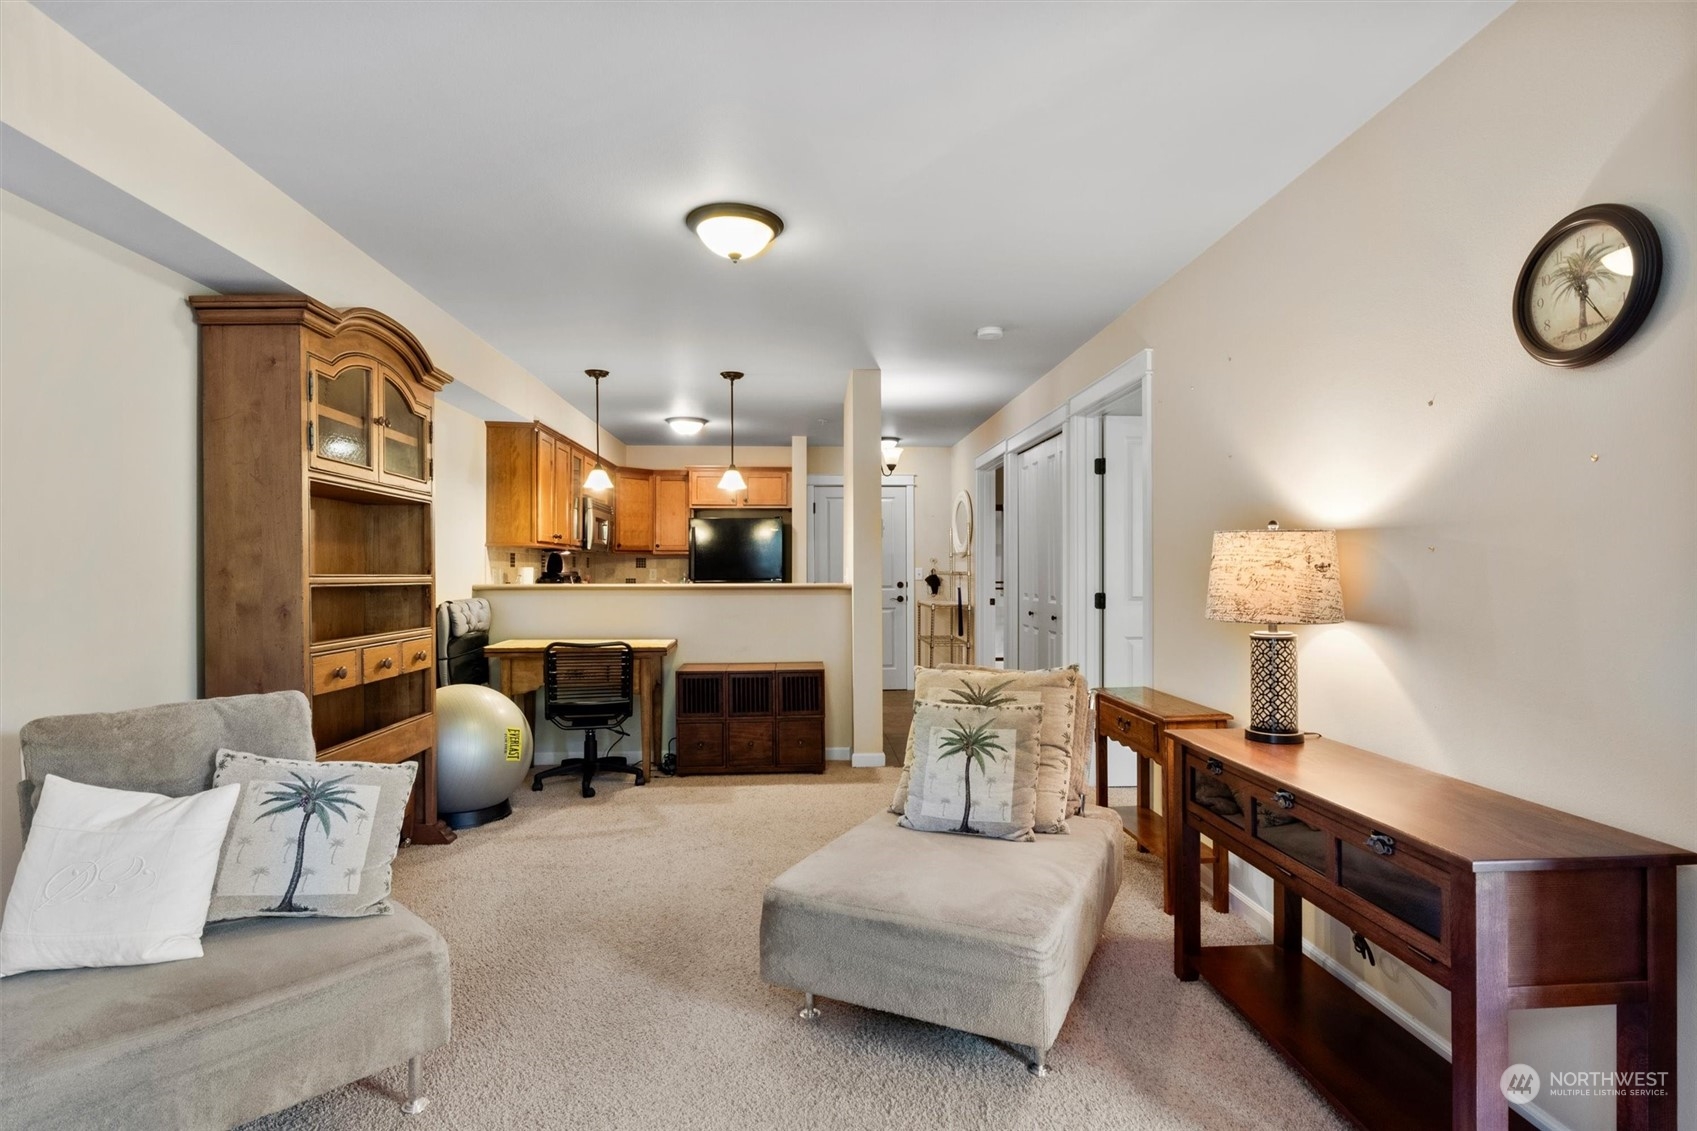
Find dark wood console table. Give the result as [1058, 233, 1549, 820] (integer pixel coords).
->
[1170, 727, 1693, 1131]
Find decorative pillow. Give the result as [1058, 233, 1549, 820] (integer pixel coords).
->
[0, 775, 241, 978]
[207, 751, 416, 921]
[900, 702, 1042, 841]
[939, 663, 1092, 815]
[892, 667, 1083, 832]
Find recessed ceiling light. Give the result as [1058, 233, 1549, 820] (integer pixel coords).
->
[685, 202, 784, 262]
[667, 417, 707, 436]
[976, 326, 1004, 341]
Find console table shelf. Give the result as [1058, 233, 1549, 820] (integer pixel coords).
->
[1171, 727, 1694, 1131]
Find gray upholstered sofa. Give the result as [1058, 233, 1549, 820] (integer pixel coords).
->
[761, 804, 1122, 1074]
[0, 691, 451, 1130]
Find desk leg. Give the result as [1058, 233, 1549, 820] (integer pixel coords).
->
[1617, 866, 1676, 1131]
[1134, 751, 1152, 855]
[637, 656, 662, 783]
[1094, 728, 1109, 809]
[1272, 882, 1301, 952]
[1453, 871, 1511, 1131]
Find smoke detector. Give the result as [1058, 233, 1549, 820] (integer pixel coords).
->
[976, 326, 1004, 342]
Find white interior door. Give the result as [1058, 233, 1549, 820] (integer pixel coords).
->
[1016, 434, 1065, 669]
[808, 484, 845, 583]
[880, 486, 913, 689]
[1101, 416, 1148, 686]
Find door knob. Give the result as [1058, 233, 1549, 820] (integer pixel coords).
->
[896, 595, 905, 603]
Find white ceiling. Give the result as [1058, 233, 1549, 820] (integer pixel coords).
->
[37, 1, 1506, 446]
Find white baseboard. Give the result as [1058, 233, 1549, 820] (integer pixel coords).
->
[825, 746, 852, 762]
[1226, 886, 1572, 1131]
[850, 751, 887, 768]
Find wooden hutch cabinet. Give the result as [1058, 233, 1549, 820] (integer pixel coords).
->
[192, 295, 454, 844]
[486, 422, 584, 549]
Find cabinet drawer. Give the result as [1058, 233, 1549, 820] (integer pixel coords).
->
[1185, 753, 1253, 831]
[361, 642, 403, 683]
[727, 719, 775, 767]
[676, 722, 724, 772]
[777, 719, 824, 768]
[1098, 701, 1158, 755]
[312, 649, 362, 695]
[398, 635, 433, 674]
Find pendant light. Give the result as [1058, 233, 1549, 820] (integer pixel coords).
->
[717, 371, 747, 492]
[583, 369, 614, 492]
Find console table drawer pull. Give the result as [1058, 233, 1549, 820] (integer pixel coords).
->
[1207, 758, 1225, 777]
[1366, 832, 1397, 857]
[1273, 789, 1296, 810]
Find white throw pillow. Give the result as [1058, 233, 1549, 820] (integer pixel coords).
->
[0, 775, 240, 977]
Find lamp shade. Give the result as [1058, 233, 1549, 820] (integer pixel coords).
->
[1206, 527, 1343, 625]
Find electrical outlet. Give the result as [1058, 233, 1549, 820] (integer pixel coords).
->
[648, 568, 657, 581]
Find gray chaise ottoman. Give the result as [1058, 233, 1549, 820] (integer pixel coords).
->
[760, 807, 1122, 1073]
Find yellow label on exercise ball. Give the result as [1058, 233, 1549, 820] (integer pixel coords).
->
[504, 727, 523, 762]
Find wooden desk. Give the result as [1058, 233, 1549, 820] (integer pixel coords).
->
[485, 638, 678, 784]
[1094, 687, 1232, 913]
[1171, 727, 1695, 1131]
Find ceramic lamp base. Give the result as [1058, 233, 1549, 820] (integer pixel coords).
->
[1246, 630, 1304, 744]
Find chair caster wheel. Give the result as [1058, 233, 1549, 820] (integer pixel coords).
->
[635, 772, 648, 786]
[530, 779, 543, 792]
[582, 786, 596, 799]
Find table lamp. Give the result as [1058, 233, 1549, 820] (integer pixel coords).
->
[1205, 521, 1343, 744]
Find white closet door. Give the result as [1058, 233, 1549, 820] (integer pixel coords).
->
[1101, 415, 1148, 686]
[1016, 433, 1065, 670]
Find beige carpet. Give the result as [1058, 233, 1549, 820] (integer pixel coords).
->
[247, 768, 1347, 1131]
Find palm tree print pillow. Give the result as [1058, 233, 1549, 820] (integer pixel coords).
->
[899, 702, 1042, 842]
[205, 750, 418, 921]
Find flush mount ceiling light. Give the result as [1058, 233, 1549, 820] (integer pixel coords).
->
[583, 369, 614, 492]
[881, 436, 904, 477]
[685, 203, 784, 263]
[666, 416, 707, 436]
[718, 371, 747, 492]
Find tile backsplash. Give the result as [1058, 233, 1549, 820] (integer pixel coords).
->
[485, 546, 689, 585]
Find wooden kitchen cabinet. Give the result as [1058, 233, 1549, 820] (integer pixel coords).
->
[686, 466, 790, 509]
[653, 471, 690, 554]
[486, 422, 582, 549]
[613, 469, 654, 552]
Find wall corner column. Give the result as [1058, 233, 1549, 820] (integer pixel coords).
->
[790, 434, 808, 582]
[843, 369, 884, 765]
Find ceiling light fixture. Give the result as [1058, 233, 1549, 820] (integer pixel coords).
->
[685, 203, 784, 263]
[583, 369, 614, 492]
[717, 371, 747, 492]
[881, 436, 904, 477]
[976, 326, 1004, 341]
[666, 416, 707, 436]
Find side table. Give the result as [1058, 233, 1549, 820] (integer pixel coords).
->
[1094, 687, 1232, 914]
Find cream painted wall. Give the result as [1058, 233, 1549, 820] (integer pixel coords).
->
[804, 445, 953, 585]
[620, 445, 794, 470]
[951, 5, 1695, 1127]
[433, 401, 489, 600]
[0, 192, 208, 895]
[474, 586, 854, 754]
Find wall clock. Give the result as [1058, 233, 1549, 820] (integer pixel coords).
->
[1513, 203, 1662, 368]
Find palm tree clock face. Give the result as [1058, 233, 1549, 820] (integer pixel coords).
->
[1514, 204, 1662, 368]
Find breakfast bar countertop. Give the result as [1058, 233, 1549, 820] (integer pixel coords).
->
[471, 582, 852, 591]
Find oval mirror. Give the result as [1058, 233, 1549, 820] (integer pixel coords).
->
[951, 490, 974, 554]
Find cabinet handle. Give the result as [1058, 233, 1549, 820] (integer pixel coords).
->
[1366, 832, 1397, 857]
[373, 415, 389, 427]
[1273, 789, 1296, 810]
[1206, 758, 1224, 777]
[332, 666, 348, 679]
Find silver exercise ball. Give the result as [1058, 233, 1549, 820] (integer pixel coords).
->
[435, 683, 533, 829]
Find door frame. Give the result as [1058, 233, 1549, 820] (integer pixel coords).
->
[971, 349, 1153, 683]
[807, 474, 916, 689]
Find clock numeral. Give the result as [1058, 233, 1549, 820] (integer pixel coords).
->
[1543, 319, 1552, 332]
[1534, 297, 1544, 309]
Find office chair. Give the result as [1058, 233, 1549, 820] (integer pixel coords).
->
[435, 598, 491, 686]
[531, 641, 645, 797]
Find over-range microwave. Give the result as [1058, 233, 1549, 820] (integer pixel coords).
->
[582, 497, 613, 551]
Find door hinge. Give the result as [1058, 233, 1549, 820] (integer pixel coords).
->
[306, 421, 314, 450]
[428, 421, 434, 444]
[306, 374, 314, 402]
[1093, 592, 1107, 610]
[428, 458, 434, 479]
[811, 502, 816, 514]
[1093, 457, 1106, 475]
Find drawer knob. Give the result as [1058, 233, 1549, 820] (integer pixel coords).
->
[1366, 832, 1397, 857]
[414, 651, 428, 661]
[1273, 789, 1296, 810]
[1116, 718, 1131, 732]
[332, 666, 348, 679]
[1206, 758, 1224, 777]
[378, 657, 393, 669]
